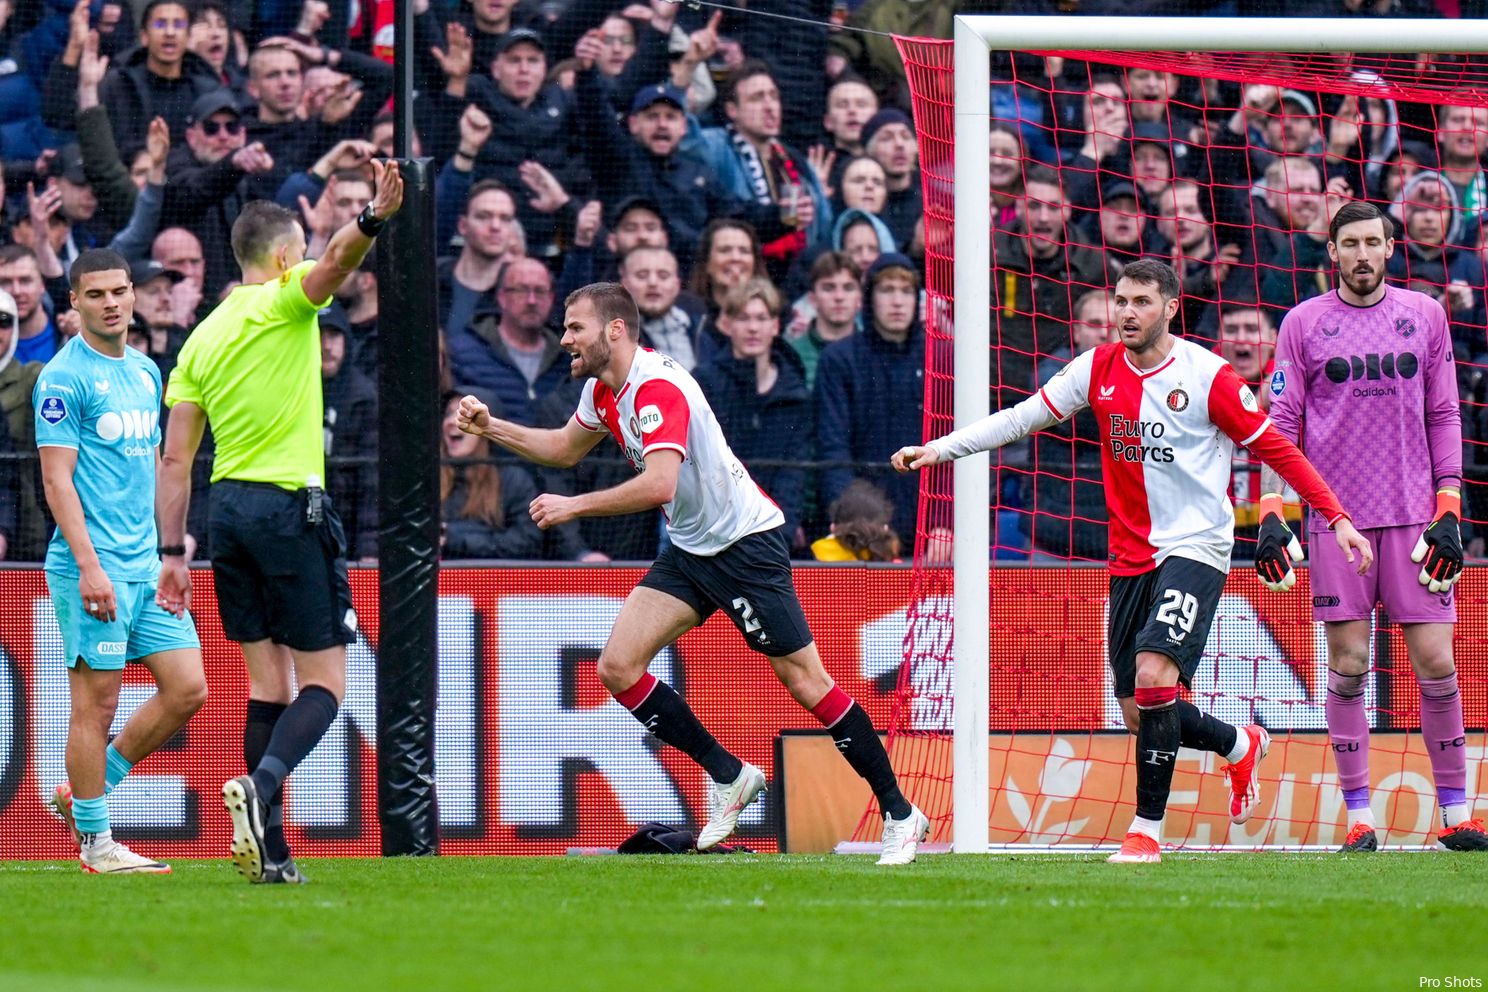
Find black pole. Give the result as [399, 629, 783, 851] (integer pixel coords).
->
[376, 0, 440, 855]
[392, 0, 415, 160]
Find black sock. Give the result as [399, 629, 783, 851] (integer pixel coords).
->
[245, 699, 290, 862]
[1175, 699, 1238, 756]
[250, 685, 339, 801]
[1135, 703, 1181, 822]
[829, 703, 912, 820]
[629, 680, 743, 784]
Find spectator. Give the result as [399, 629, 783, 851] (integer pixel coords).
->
[96, 0, 221, 146]
[48, 144, 102, 263]
[1030, 287, 1115, 563]
[161, 88, 275, 298]
[428, 27, 584, 258]
[826, 0, 955, 104]
[414, 0, 528, 92]
[810, 479, 899, 562]
[129, 257, 188, 373]
[1085, 179, 1151, 264]
[687, 218, 766, 363]
[0, 245, 59, 364]
[73, 29, 144, 232]
[1377, 139, 1436, 206]
[814, 75, 879, 196]
[862, 108, 921, 250]
[683, 60, 827, 276]
[790, 250, 861, 390]
[321, 305, 377, 562]
[836, 155, 888, 217]
[989, 122, 1025, 233]
[188, 0, 243, 89]
[0, 286, 45, 560]
[1155, 179, 1246, 331]
[693, 278, 810, 542]
[281, 144, 377, 257]
[439, 391, 544, 560]
[1128, 122, 1178, 207]
[241, 43, 316, 199]
[832, 208, 895, 279]
[555, 195, 668, 300]
[1388, 171, 1487, 358]
[991, 164, 1119, 409]
[618, 245, 703, 370]
[333, 252, 379, 377]
[816, 252, 926, 543]
[1125, 66, 1193, 135]
[1434, 104, 1487, 239]
[1256, 156, 1340, 308]
[1061, 74, 1129, 210]
[439, 178, 516, 339]
[447, 257, 567, 426]
[572, 71, 790, 270]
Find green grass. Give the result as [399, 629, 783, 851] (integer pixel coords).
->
[0, 854, 1483, 992]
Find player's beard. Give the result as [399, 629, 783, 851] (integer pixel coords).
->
[1339, 263, 1386, 299]
[1120, 316, 1167, 356]
[570, 337, 611, 379]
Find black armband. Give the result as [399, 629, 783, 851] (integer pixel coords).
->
[356, 204, 387, 238]
[158, 545, 187, 557]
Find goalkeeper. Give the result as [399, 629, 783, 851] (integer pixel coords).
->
[1260, 200, 1485, 853]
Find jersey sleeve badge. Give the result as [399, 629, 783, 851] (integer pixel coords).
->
[1239, 384, 1259, 412]
[39, 395, 67, 424]
[638, 404, 664, 432]
[1269, 369, 1286, 397]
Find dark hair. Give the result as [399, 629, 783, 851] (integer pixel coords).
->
[1328, 199, 1394, 244]
[827, 74, 875, 100]
[1117, 257, 1182, 301]
[809, 250, 855, 287]
[190, 0, 229, 25]
[332, 168, 374, 188]
[69, 248, 132, 288]
[828, 481, 900, 562]
[140, 0, 189, 29]
[1021, 163, 1062, 193]
[230, 199, 300, 267]
[565, 282, 640, 341]
[1088, 72, 1125, 93]
[466, 179, 514, 215]
[721, 59, 776, 107]
[439, 391, 505, 529]
[0, 244, 38, 269]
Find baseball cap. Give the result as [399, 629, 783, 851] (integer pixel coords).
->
[187, 88, 241, 126]
[630, 83, 687, 114]
[130, 259, 185, 286]
[1279, 89, 1318, 116]
[56, 143, 88, 185]
[494, 27, 545, 56]
[609, 195, 664, 228]
[1130, 122, 1173, 146]
[318, 303, 351, 335]
[1100, 179, 1139, 203]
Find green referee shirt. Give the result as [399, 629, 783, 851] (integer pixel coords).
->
[165, 260, 330, 489]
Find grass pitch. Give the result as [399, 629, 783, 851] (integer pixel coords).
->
[0, 854, 1482, 992]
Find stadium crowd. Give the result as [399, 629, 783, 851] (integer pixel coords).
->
[0, 0, 1482, 564]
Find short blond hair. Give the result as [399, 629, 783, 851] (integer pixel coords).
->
[720, 278, 782, 319]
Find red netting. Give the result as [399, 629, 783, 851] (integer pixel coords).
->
[863, 36, 1488, 850]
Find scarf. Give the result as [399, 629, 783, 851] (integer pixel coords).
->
[727, 127, 809, 262]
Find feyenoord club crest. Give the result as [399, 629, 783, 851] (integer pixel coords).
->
[1165, 388, 1189, 412]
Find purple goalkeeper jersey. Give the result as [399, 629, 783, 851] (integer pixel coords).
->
[1269, 285, 1462, 532]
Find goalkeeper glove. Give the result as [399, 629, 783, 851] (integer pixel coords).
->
[1411, 489, 1463, 593]
[1255, 493, 1303, 592]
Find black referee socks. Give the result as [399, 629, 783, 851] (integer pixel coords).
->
[250, 685, 340, 804]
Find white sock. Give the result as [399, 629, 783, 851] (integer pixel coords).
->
[1442, 803, 1469, 828]
[1130, 815, 1163, 842]
[1348, 807, 1375, 829]
[81, 829, 114, 855]
[1224, 727, 1251, 764]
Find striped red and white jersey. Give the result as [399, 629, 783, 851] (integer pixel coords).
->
[1037, 338, 1273, 575]
[573, 348, 783, 555]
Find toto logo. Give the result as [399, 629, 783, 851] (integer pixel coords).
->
[1324, 352, 1418, 384]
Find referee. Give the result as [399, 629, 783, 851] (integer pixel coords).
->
[158, 160, 404, 883]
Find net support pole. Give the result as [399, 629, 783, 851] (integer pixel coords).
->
[951, 15, 990, 855]
[375, 154, 442, 856]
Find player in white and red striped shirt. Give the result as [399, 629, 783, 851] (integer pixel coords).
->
[895, 260, 1373, 863]
[458, 282, 928, 864]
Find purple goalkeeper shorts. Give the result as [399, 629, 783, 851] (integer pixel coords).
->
[1309, 523, 1456, 624]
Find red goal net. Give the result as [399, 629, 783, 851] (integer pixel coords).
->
[865, 36, 1488, 850]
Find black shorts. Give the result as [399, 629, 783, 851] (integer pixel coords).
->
[1107, 555, 1225, 699]
[638, 526, 814, 657]
[208, 480, 357, 652]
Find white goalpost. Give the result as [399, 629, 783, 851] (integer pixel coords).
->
[948, 15, 1488, 853]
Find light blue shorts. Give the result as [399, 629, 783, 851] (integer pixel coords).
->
[48, 575, 200, 671]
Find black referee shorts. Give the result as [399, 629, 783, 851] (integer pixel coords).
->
[208, 480, 357, 652]
[638, 525, 814, 657]
[1107, 555, 1225, 699]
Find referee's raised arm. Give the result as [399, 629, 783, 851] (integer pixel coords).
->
[302, 158, 404, 306]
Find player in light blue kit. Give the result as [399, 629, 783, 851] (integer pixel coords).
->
[36, 249, 206, 873]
